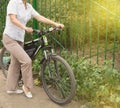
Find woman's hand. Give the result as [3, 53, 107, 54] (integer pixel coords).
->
[54, 23, 64, 29]
[24, 27, 33, 33]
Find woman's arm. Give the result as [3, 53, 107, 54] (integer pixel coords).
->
[9, 14, 33, 33]
[34, 15, 64, 28]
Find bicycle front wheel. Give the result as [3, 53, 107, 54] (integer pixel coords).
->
[41, 55, 76, 105]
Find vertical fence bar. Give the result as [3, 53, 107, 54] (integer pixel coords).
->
[63, 0, 67, 49]
[89, 0, 92, 60]
[112, 3, 117, 67]
[32, 0, 38, 30]
[97, 7, 100, 64]
[44, 0, 46, 16]
[69, 0, 73, 54]
[82, 0, 86, 57]
[104, 12, 108, 61]
[49, 0, 52, 19]
[54, 0, 57, 50]
[54, 0, 57, 21]
[76, 0, 79, 57]
[59, 0, 63, 53]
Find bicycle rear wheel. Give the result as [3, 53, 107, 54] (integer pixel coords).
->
[41, 55, 76, 105]
[0, 47, 10, 78]
[0, 47, 24, 87]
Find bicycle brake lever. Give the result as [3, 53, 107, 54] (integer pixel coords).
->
[49, 27, 54, 32]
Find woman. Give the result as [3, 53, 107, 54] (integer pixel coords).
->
[3, 0, 64, 98]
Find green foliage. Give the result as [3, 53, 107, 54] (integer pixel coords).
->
[60, 50, 120, 108]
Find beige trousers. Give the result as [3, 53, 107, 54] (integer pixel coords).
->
[3, 34, 33, 91]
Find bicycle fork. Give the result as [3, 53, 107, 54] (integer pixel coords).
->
[43, 49, 61, 80]
[43, 48, 54, 60]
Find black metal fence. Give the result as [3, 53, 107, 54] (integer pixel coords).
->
[1, 0, 120, 68]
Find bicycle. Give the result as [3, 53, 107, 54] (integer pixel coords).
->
[0, 27, 76, 105]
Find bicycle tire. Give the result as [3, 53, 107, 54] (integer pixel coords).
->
[0, 47, 24, 87]
[41, 55, 76, 105]
[0, 47, 10, 78]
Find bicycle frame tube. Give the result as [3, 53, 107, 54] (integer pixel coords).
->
[24, 38, 43, 60]
[25, 35, 50, 60]
[33, 45, 42, 59]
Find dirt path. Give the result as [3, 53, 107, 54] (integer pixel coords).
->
[0, 71, 80, 108]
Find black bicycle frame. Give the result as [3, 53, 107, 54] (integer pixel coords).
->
[24, 27, 60, 60]
[24, 38, 43, 60]
[24, 35, 53, 61]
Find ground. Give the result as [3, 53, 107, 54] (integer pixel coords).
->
[0, 71, 80, 108]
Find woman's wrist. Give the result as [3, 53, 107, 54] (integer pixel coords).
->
[52, 22, 58, 27]
[22, 26, 27, 30]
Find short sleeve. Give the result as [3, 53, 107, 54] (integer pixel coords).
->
[31, 6, 40, 17]
[7, 0, 17, 15]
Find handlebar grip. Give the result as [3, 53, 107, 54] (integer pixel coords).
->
[33, 27, 62, 35]
[33, 30, 41, 34]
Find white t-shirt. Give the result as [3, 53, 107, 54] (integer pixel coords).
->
[3, 0, 39, 42]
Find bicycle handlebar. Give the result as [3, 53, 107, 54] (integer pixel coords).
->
[33, 27, 62, 36]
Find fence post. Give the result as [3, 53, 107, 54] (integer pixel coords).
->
[32, 0, 38, 30]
